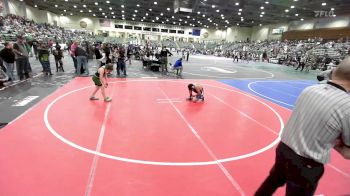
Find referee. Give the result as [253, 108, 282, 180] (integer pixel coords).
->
[255, 57, 350, 196]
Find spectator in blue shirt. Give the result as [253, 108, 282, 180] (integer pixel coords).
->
[173, 58, 183, 76]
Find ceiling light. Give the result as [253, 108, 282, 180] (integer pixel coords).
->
[137, 4, 140, 7]
[133, 14, 136, 17]
[102, 12, 105, 15]
[142, 16, 145, 19]
[121, 5, 124, 8]
[187, 16, 190, 18]
[111, 12, 114, 14]
[89, 10, 92, 12]
[135, 10, 138, 12]
[239, 9, 242, 12]
[99, 8, 102, 11]
[322, 2, 326, 6]
[149, 8, 152, 11]
[236, 23, 239, 26]
[300, 18, 304, 21]
[73, 5, 77, 8]
[154, 1, 157, 5]
[113, 16, 115, 18]
[167, 8, 170, 11]
[331, 8, 335, 11]
[260, 15, 263, 17]
[34, 4, 37, 7]
[94, 2, 98, 5]
[141, 19, 143, 21]
[109, 7, 112, 10]
[295, 13, 299, 16]
[70, 13, 73, 15]
[156, 17, 159, 20]
[235, 2, 239, 6]
[291, 5, 295, 9]
[132, 18, 135, 20]
[260, 24, 262, 26]
[55, 4, 58, 7]
[160, 13, 164, 16]
[216, 9, 220, 12]
[285, 9, 289, 12]
[197, 11, 200, 14]
[162, 21, 164, 24]
[166, 19, 169, 21]
[265, 1, 269, 4]
[106, 1, 110, 3]
[260, 6, 264, 9]
[122, 10, 124, 13]
[238, 12, 241, 15]
[202, 14, 205, 17]
[261, 12, 265, 14]
[93, 14, 96, 16]
[64, 10, 66, 12]
[172, 16, 174, 18]
[104, 16, 107, 18]
[212, 5, 215, 8]
[173, 22, 175, 24]
[333, 15, 336, 17]
[122, 15, 125, 17]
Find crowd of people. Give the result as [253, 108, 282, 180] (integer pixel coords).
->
[1, 13, 350, 88]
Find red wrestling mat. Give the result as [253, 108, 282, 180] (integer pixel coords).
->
[0, 78, 349, 196]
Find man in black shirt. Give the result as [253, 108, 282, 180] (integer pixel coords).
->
[0, 42, 16, 81]
[159, 46, 172, 73]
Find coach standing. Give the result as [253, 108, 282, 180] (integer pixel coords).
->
[255, 57, 350, 196]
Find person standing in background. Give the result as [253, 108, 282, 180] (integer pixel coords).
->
[69, 41, 78, 73]
[159, 46, 172, 73]
[75, 44, 89, 76]
[0, 42, 16, 81]
[13, 35, 32, 80]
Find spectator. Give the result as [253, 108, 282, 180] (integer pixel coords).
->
[37, 43, 52, 75]
[12, 35, 32, 80]
[53, 44, 64, 72]
[0, 42, 16, 81]
[75, 44, 89, 76]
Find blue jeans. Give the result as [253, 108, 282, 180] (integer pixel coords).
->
[41, 61, 51, 73]
[117, 59, 126, 76]
[76, 56, 89, 75]
[3, 62, 15, 81]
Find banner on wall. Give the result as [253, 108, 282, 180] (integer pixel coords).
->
[99, 19, 111, 27]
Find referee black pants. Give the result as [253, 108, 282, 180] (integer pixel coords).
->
[255, 142, 324, 196]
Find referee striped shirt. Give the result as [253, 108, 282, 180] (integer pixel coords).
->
[281, 81, 350, 164]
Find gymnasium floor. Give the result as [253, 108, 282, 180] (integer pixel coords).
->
[0, 54, 349, 195]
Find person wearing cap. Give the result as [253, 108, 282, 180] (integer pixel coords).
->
[90, 63, 114, 102]
[255, 57, 350, 196]
[13, 35, 32, 80]
[187, 83, 204, 102]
